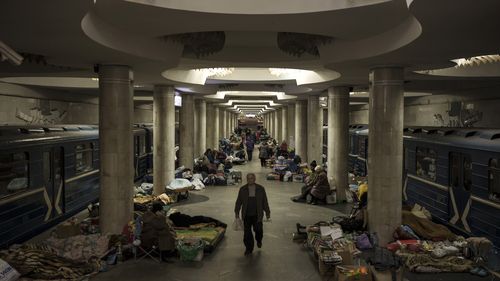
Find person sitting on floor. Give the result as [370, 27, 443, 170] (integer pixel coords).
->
[292, 165, 321, 202]
[141, 202, 177, 261]
[308, 166, 331, 204]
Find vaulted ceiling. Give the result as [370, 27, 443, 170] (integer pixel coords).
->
[1, 0, 499, 114]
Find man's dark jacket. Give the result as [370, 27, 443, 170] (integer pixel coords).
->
[234, 183, 271, 222]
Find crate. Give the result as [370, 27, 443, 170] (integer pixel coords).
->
[266, 173, 280, 180]
[293, 174, 305, 183]
[230, 171, 242, 183]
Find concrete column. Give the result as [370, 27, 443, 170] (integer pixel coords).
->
[195, 99, 206, 157]
[307, 95, 322, 164]
[98, 65, 134, 234]
[281, 107, 288, 144]
[219, 108, 225, 139]
[229, 112, 234, 135]
[295, 100, 307, 159]
[273, 111, 277, 138]
[227, 112, 231, 136]
[179, 94, 195, 169]
[193, 101, 198, 154]
[206, 104, 214, 150]
[287, 104, 295, 148]
[269, 111, 276, 138]
[273, 110, 279, 140]
[212, 106, 220, 150]
[153, 85, 175, 196]
[367, 67, 404, 246]
[327, 87, 350, 202]
[279, 108, 284, 142]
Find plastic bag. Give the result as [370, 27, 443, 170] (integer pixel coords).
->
[356, 233, 373, 250]
[233, 218, 243, 231]
[0, 258, 20, 281]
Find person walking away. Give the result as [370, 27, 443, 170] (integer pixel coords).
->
[259, 143, 269, 167]
[234, 173, 271, 256]
[245, 138, 255, 161]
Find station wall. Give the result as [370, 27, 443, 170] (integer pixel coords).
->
[0, 82, 155, 125]
[349, 86, 500, 128]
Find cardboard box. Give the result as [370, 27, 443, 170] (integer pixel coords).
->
[54, 223, 81, 238]
[337, 243, 357, 265]
[369, 265, 403, 281]
[335, 265, 372, 281]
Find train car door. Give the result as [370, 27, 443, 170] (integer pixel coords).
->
[42, 147, 64, 220]
[449, 152, 472, 232]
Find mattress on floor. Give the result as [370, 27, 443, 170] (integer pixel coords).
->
[174, 226, 225, 253]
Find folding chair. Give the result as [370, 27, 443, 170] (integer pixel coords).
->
[133, 213, 162, 263]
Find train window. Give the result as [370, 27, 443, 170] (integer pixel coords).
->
[0, 152, 29, 198]
[140, 135, 146, 155]
[75, 143, 93, 174]
[134, 136, 147, 156]
[349, 136, 354, 154]
[463, 155, 472, 192]
[416, 147, 437, 181]
[489, 159, 500, 202]
[43, 151, 51, 182]
[404, 146, 409, 170]
[450, 153, 460, 187]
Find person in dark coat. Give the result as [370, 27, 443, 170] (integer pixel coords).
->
[292, 166, 330, 204]
[309, 167, 331, 204]
[141, 202, 177, 260]
[234, 173, 271, 256]
[259, 143, 269, 167]
[245, 138, 255, 161]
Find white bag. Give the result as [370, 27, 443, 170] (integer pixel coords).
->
[232, 218, 243, 231]
[0, 259, 20, 281]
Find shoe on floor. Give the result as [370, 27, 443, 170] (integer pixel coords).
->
[257, 241, 262, 248]
[244, 250, 253, 256]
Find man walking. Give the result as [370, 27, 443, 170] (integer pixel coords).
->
[245, 137, 255, 161]
[234, 173, 271, 256]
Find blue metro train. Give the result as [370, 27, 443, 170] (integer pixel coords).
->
[0, 123, 174, 248]
[324, 125, 500, 247]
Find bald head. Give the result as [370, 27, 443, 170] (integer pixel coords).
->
[247, 173, 256, 184]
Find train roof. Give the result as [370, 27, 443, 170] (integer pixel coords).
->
[403, 127, 500, 153]
[350, 125, 500, 153]
[0, 125, 99, 148]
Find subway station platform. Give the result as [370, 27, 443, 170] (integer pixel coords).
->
[89, 150, 495, 281]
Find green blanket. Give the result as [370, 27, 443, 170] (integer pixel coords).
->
[175, 227, 224, 244]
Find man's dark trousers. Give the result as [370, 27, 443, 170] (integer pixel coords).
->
[247, 150, 253, 161]
[243, 216, 263, 252]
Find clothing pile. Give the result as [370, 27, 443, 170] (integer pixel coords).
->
[0, 244, 102, 280]
[43, 234, 110, 261]
[382, 206, 494, 276]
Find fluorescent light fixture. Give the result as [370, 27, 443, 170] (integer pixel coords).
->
[195, 68, 234, 78]
[0, 40, 23, 65]
[268, 68, 305, 77]
[453, 54, 500, 67]
[349, 91, 431, 98]
[175, 95, 182, 106]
